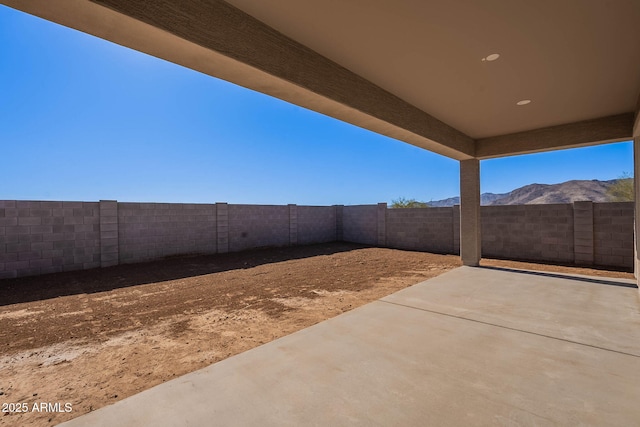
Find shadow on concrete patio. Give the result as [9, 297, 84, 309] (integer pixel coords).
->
[479, 265, 638, 289]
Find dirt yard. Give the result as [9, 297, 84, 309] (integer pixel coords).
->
[0, 243, 633, 426]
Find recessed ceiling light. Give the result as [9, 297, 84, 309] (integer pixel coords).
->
[482, 53, 500, 62]
[516, 99, 532, 106]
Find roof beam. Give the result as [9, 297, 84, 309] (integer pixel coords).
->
[1, 0, 475, 160]
[475, 113, 635, 159]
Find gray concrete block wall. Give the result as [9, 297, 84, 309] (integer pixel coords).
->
[216, 203, 229, 254]
[377, 203, 387, 246]
[228, 204, 290, 252]
[343, 205, 378, 245]
[386, 207, 454, 253]
[0, 200, 100, 278]
[452, 205, 460, 255]
[289, 204, 298, 246]
[100, 200, 119, 267]
[335, 205, 344, 241]
[0, 199, 634, 279]
[297, 206, 336, 245]
[481, 204, 575, 263]
[593, 202, 634, 269]
[421, 207, 455, 254]
[573, 201, 594, 265]
[118, 203, 216, 263]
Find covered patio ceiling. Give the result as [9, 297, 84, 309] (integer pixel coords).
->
[4, 0, 640, 160]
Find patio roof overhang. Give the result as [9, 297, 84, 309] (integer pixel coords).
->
[2, 0, 639, 281]
[4, 0, 640, 159]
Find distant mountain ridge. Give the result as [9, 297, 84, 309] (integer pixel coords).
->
[427, 179, 623, 207]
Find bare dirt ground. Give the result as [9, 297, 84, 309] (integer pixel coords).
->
[0, 243, 634, 426]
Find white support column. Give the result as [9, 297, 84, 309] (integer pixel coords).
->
[460, 159, 481, 266]
[634, 137, 639, 284]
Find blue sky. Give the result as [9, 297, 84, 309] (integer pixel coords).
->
[0, 6, 633, 205]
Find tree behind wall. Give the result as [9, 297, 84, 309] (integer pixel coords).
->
[390, 197, 429, 208]
[607, 174, 634, 202]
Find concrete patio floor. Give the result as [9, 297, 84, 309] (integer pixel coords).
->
[60, 266, 640, 426]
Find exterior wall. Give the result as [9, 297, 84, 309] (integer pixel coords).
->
[297, 206, 337, 245]
[377, 203, 387, 246]
[289, 204, 298, 246]
[342, 205, 378, 245]
[100, 200, 119, 267]
[216, 203, 229, 254]
[593, 202, 634, 268]
[228, 204, 290, 252]
[0, 200, 100, 279]
[386, 207, 454, 253]
[573, 201, 594, 265]
[452, 205, 460, 254]
[0, 199, 634, 279]
[482, 204, 575, 263]
[335, 205, 344, 241]
[118, 203, 217, 264]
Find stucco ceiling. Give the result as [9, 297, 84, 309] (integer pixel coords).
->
[225, 0, 640, 139]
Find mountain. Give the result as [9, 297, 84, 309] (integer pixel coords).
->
[427, 179, 622, 207]
[427, 193, 507, 207]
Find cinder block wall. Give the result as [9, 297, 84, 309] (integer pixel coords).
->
[593, 202, 635, 268]
[297, 206, 336, 245]
[0, 199, 634, 279]
[386, 207, 454, 253]
[0, 201, 100, 279]
[0, 201, 342, 279]
[342, 205, 378, 245]
[118, 203, 217, 264]
[481, 204, 575, 263]
[228, 204, 290, 252]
